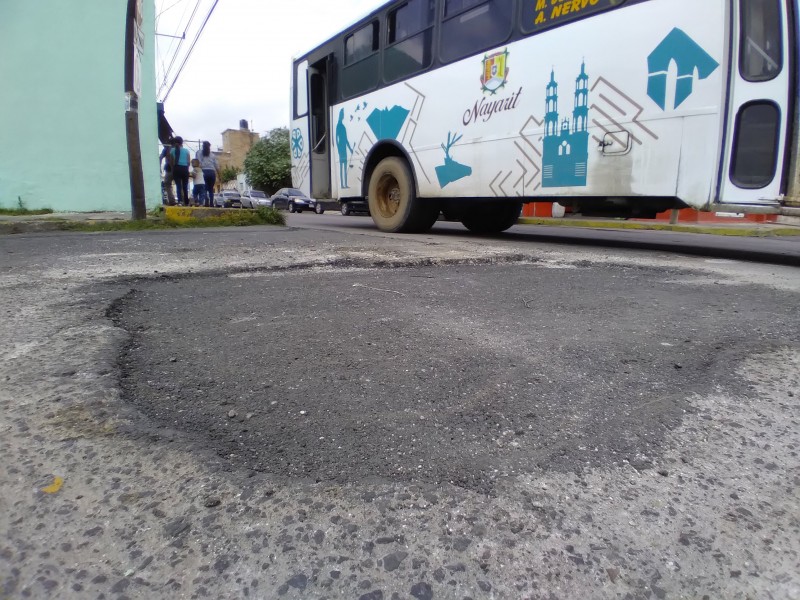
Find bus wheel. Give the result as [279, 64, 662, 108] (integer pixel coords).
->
[460, 202, 522, 234]
[368, 157, 437, 233]
[341, 203, 350, 216]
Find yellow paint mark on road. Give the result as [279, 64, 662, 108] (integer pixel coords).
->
[41, 476, 64, 494]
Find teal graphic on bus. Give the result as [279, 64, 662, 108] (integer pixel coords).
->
[436, 132, 472, 188]
[291, 128, 304, 159]
[542, 62, 589, 188]
[647, 28, 719, 110]
[366, 106, 411, 140]
[335, 109, 355, 189]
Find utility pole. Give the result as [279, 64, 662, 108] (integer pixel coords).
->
[124, 0, 147, 220]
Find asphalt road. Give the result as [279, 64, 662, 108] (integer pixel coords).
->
[1, 224, 799, 599]
[288, 211, 800, 266]
[115, 261, 796, 493]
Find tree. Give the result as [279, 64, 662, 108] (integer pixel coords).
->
[243, 127, 292, 193]
[219, 165, 239, 184]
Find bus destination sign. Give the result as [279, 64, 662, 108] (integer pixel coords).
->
[523, 0, 626, 31]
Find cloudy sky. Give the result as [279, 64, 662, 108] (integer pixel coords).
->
[155, 0, 385, 148]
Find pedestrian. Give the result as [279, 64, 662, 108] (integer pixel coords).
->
[159, 139, 176, 205]
[170, 136, 191, 206]
[190, 159, 206, 206]
[196, 141, 220, 208]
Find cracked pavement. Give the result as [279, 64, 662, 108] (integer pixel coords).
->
[1, 226, 799, 599]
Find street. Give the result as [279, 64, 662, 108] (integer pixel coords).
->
[1, 223, 799, 599]
[288, 211, 800, 266]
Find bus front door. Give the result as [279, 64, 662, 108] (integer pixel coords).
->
[719, 0, 793, 205]
[309, 59, 331, 199]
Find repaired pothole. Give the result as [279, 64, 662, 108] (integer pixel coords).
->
[109, 262, 798, 493]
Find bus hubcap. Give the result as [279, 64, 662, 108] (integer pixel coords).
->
[376, 173, 401, 218]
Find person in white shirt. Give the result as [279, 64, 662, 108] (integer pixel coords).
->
[190, 159, 206, 206]
[196, 141, 220, 208]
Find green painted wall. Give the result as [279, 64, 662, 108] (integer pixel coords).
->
[0, 1, 160, 212]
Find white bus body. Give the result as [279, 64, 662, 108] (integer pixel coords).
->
[291, 0, 799, 232]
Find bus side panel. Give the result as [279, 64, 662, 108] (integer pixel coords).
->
[290, 58, 313, 199]
[785, 0, 800, 204]
[677, 115, 721, 205]
[719, 0, 794, 204]
[329, 0, 725, 210]
[290, 116, 311, 198]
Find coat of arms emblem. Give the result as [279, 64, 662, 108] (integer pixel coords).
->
[480, 49, 509, 95]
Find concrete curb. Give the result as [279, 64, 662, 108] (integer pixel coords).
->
[163, 206, 247, 223]
[517, 217, 800, 237]
[1, 212, 798, 237]
[0, 207, 284, 235]
[162, 206, 284, 228]
[0, 220, 76, 235]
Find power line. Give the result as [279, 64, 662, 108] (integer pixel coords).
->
[159, 0, 191, 66]
[157, 0, 201, 98]
[161, 0, 220, 102]
[156, 0, 200, 97]
[157, 0, 186, 18]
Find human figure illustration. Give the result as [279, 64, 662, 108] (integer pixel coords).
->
[335, 109, 354, 188]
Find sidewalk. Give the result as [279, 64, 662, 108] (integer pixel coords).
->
[0, 211, 131, 235]
[517, 214, 800, 237]
[0, 205, 279, 234]
[1, 210, 799, 236]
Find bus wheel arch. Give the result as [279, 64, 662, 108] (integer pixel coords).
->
[361, 142, 419, 199]
[364, 146, 437, 233]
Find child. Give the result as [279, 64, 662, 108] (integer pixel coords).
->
[190, 159, 206, 206]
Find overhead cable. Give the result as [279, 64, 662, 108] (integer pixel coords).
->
[157, 0, 202, 98]
[161, 0, 220, 102]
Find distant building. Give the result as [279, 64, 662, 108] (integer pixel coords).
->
[216, 120, 260, 172]
[0, 1, 161, 211]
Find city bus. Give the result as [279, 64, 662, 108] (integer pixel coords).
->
[290, 0, 799, 233]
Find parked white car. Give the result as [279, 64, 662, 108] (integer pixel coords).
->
[214, 190, 242, 208]
[241, 190, 270, 208]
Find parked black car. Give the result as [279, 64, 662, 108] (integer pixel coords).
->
[340, 200, 370, 216]
[270, 188, 317, 213]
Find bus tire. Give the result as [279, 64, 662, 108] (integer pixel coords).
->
[368, 157, 437, 233]
[341, 203, 350, 216]
[460, 202, 522, 234]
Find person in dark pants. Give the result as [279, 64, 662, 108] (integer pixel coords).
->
[170, 137, 191, 206]
[196, 141, 220, 207]
[159, 138, 176, 205]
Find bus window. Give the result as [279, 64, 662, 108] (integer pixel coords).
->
[444, 0, 485, 16]
[310, 72, 327, 154]
[385, 0, 436, 82]
[439, 0, 513, 64]
[342, 21, 381, 98]
[729, 101, 781, 188]
[295, 61, 308, 118]
[740, 0, 782, 81]
[345, 21, 380, 65]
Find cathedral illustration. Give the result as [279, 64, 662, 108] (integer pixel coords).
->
[542, 62, 589, 188]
